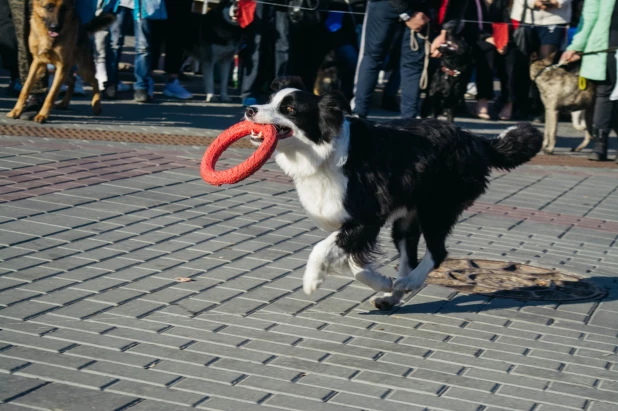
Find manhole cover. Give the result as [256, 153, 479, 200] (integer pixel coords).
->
[425, 259, 607, 301]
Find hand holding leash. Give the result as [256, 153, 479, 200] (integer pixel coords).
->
[405, 11, 430, 32]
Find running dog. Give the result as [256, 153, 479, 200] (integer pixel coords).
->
[7, 0, 113, 123]
[245, 77, 542, 310]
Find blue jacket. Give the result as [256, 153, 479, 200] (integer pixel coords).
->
[76, 0, 116, 24]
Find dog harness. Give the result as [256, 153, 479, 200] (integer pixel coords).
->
[440, 66, 461, 77]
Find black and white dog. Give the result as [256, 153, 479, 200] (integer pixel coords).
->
[246, 77, 542, 310]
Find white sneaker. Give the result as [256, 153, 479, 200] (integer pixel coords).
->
[465, 82, 478, 97]
[163, 79, 193, 100]
[117, 81, 132, 93]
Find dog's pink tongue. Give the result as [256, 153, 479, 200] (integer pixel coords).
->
[48, 31, 58, 38]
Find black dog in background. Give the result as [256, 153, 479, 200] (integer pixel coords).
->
[421, 30, 472, 123]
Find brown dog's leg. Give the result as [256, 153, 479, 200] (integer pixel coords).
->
[34, 63, 68, 123]
[7, 60, 45, 119]
[56, 73, 76, 110]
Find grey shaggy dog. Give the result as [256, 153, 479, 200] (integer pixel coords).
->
[530, 54, 595, 154]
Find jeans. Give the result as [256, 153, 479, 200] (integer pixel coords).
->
[108, 6, 152, 90]
[352, 0, 425, 118]
[240, 3, 290, 100]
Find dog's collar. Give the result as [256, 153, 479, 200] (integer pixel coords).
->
[441, 66, 461, 77]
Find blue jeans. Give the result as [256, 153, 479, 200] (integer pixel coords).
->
[107, 6, 152, 90]
[353, 0, 425, 118]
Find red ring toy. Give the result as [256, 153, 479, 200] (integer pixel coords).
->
[200, 121, 277, 186]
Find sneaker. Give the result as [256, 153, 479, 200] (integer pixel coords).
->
[243, 97, 257, 106]
[6, 79, 22, 97]
[117, 81, 132, 93]
[134, 88, 152, 103]
[73, 75, 85, 96]
[465, 82, 478, 98]
[105, 83, 117, 100]
[163, 79, 192, 99]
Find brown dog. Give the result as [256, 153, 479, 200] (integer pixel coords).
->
[7, 0, 114, 123]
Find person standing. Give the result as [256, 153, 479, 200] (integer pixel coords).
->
[106, 0, 167, 103]
[561, 0, 618, 161]
[352, 0, 430, 119]
[150, 0, 193, 100]
[0, 0, 19, 96]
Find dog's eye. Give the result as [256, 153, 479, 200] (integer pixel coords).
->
[285, 106, 295, 114]
[45, 3, 55, 11]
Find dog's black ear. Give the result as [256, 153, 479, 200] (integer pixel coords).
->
[271, 76, 306, 92]
[318, 91, 351, 142]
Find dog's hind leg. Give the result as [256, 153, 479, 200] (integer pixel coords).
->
[393, 206, 451, 294]
[370, 211, 421, 311]
[544, 109, 559, 154]
[56, 73, 75, 110]
[7, 61, 46, 119]
[218, 57, 233, 103]
[574, 106, 594, 152]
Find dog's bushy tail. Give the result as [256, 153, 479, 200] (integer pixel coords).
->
[85, 13, 116, 34]
[487, 123, 543, 170]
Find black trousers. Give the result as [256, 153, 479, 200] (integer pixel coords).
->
[0, 0, 18, 79]
[593, 52, 618, 131]
[151, 0, 193, 75]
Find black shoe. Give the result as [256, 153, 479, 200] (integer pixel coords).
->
[105, 83, 117, 100]
[6, 79, 22, 97]
[20, 94, 44, 121]
[381, 95, 399, 112]
[134, 89, 152, 103]
[588, 128, 609, 161]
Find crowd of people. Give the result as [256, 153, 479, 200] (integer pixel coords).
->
[0, 0, 617, 160]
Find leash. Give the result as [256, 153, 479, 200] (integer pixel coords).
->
[410, 22, 430, 90]
[533, 47, 618, 84]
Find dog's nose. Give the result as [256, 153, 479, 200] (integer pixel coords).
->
[245, 106, 258, 118]
[48, 23, 59, 31]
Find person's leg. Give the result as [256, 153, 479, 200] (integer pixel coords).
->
[133, 16, 154, 102]
[274, 9, 290, 78]
[335, 43, 359, 99]
[474, 41, 494, 119]
[105, 6, 128, 98]
[162, 0, 193, 99]
[590, 54, 616, 161]
[352, 1, 399, 118]
[240, 3, 264, 103]
[0, 0, 20, 93]
[399, 28, 425, 118]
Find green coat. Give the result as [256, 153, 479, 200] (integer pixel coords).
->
[567, 0, 617, 81]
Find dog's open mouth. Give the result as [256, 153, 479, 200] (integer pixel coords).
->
[250, 125, 293, 143]
[48, 30, 59, 38]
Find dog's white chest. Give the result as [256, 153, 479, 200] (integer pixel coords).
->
[294, 171, 350, 232]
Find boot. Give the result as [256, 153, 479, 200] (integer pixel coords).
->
[588, 128, 609, 161]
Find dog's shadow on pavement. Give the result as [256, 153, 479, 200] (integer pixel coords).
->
[361, 275, 618, 315]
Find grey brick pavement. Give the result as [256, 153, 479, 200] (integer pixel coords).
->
[0, 118, 617, 410]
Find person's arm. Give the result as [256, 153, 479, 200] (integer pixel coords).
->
[388, 0, 430, 32]
[561, 0, 599, 62]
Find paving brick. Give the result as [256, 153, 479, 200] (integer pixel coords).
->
[11, 382, 138, 411]
[51, 300, 112, 319]
[0, 346, 93, 370]
[82, 360, 181, 386]
[172, 377, 269, 403]
[442, 386, 537, 410]
[264, 394, 361, 411]
[512, 365, 597, 387]
[35, 288, 94, 306]
[105, 380, 206, 407]
[498, 384, 587, 408]
[242, 340, 327, 362]
[197, 397, 284, 411]
[161, 326, 248, 347]
[65, 344, 156, 367]
[548, 382, 618, 403]
[152, 360, 243, 385]
[128, 343, 218, 365]
[240, 375, 335, 400]
[105, 327, 193, 349]
[0, 301, 57, 320]
[0, 330, 75, 352]
[16, 363, 117, 389]
[105, 300, 166, 318]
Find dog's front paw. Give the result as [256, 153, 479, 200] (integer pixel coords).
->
[392, 277, 423, 293]
[33, 113, 48, 123]
[370, 295, 396, 311]
[6, 109, 20, 119]
[303, 271, 324, 295]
